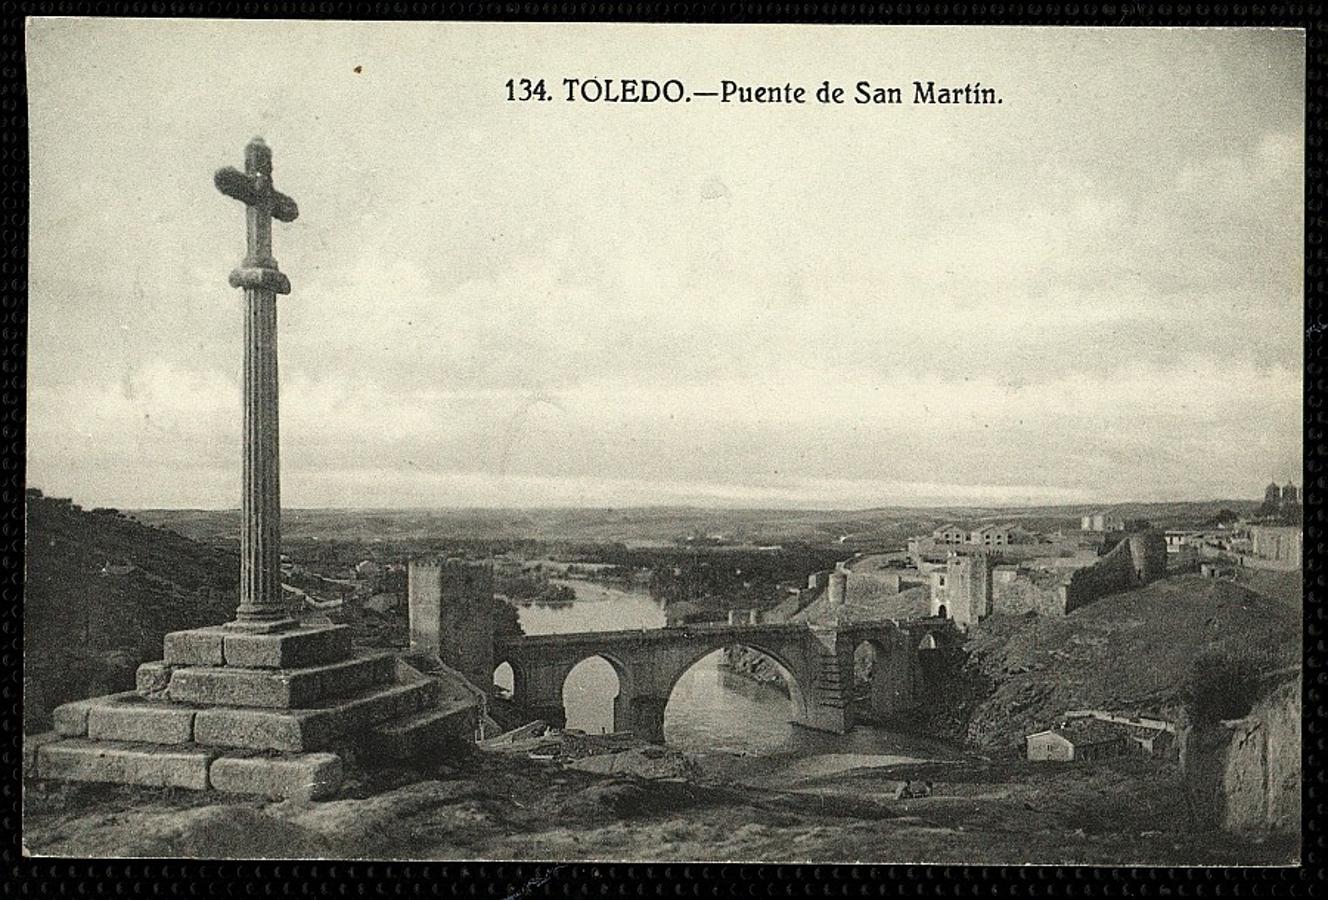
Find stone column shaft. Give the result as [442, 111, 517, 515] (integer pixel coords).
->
[215, 138, 298, 633]
[234, 285, 285, 627]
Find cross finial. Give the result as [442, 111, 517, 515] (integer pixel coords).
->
[245, 136, 272, 174]
[215, 135, 299, 294]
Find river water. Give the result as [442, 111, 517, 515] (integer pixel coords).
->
[498, 578, 945, 760]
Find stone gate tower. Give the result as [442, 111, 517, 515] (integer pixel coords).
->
[408, 557, 496, 690]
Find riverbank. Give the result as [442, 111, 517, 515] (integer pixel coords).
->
[22, 729, 1295, 864]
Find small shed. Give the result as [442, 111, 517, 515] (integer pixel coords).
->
[1026, 720, 1130, 762]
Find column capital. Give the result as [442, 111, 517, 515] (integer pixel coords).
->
[229, 266, 291, 295]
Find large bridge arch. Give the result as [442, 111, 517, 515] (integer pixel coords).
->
[658, 638, 810, 724]
[610, 631, 817, 745]
[658, 640, 810, 751]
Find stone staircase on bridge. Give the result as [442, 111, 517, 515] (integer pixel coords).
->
[29, 623, 479, 800]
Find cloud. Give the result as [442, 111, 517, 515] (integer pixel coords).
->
[26, 356, 1300, 508]
[24, 23, 1304, 509]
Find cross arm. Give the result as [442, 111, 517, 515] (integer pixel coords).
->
[214, 167, 300, 222]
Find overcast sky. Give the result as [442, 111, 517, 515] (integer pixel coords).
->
[25, 22, 1303, 509]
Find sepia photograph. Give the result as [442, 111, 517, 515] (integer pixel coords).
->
[20, 19, 1304, 865]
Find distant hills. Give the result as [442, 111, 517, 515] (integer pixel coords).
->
[131, 500, 1261, 550]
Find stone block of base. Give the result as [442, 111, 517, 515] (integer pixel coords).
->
[136, 661, 173, 699]
[209, 752, 342, 801]
[37, 739, 214, 790]
[193, 677, 442, 752]
[51, 691, 139, 737]
[167, 651, 396, 709]
[163, 626, 226, 666]
[222, 624, 353, 669]
[23, 732, 61, 779]
[86, 697, 196, 744]
[366, 699, 478, 760]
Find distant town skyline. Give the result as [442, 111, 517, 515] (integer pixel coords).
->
[25, 22, 1304, 510]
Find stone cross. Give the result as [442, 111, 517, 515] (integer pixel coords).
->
[215, 137, 299, 632]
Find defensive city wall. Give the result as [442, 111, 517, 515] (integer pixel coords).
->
[832, 529, 1169, 625]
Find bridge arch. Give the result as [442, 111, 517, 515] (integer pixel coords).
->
[659, 638, 809, 726]
[659, 641, 810, 751]
[558, 650, 635, 735]
[491, 654, 530, 700]
[850, 636, 894, 723]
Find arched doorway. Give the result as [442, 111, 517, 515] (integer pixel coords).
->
[492, 661, 515, 698]
[662, 644, 804, 754]
[561, 655, 623, 735]
[937, 604, 948, 619]
[852, 639, 891, 723]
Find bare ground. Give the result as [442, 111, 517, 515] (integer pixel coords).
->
[23, 743, 1297, 866]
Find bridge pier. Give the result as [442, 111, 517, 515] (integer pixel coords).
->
[794, 628, 853, 734]
[529, 702, 567, 730]
[615, 694, 667, 744]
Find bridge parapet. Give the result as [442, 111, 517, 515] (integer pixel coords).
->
[495, 620, 814, 652]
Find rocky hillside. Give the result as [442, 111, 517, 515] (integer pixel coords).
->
[23, 490, 238, 730]
[917, 573, 1301, 750]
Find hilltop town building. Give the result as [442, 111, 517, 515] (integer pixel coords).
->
[970, 525, 1013, 547]
[929, 523, 1031, 548]
[1080, 513, 1125, 533]
[932, 524, 968, 545]
[1249, 525, 1302, 569]
[929, 550, 993, 625]
[1261, 481, 1302, 519]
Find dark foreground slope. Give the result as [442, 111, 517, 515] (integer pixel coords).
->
[23, 491, 237, 730]
[24, 737, 1296, 864]
[919, 573, 1302, 750]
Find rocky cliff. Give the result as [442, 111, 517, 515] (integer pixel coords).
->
[913, 574, 1300, 750]
[1180, 677, 1300, 834]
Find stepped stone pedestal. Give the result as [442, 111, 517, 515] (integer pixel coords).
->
[32, 622, 479, 800]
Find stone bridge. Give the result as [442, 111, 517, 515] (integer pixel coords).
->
[493, 619, 954, 743]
